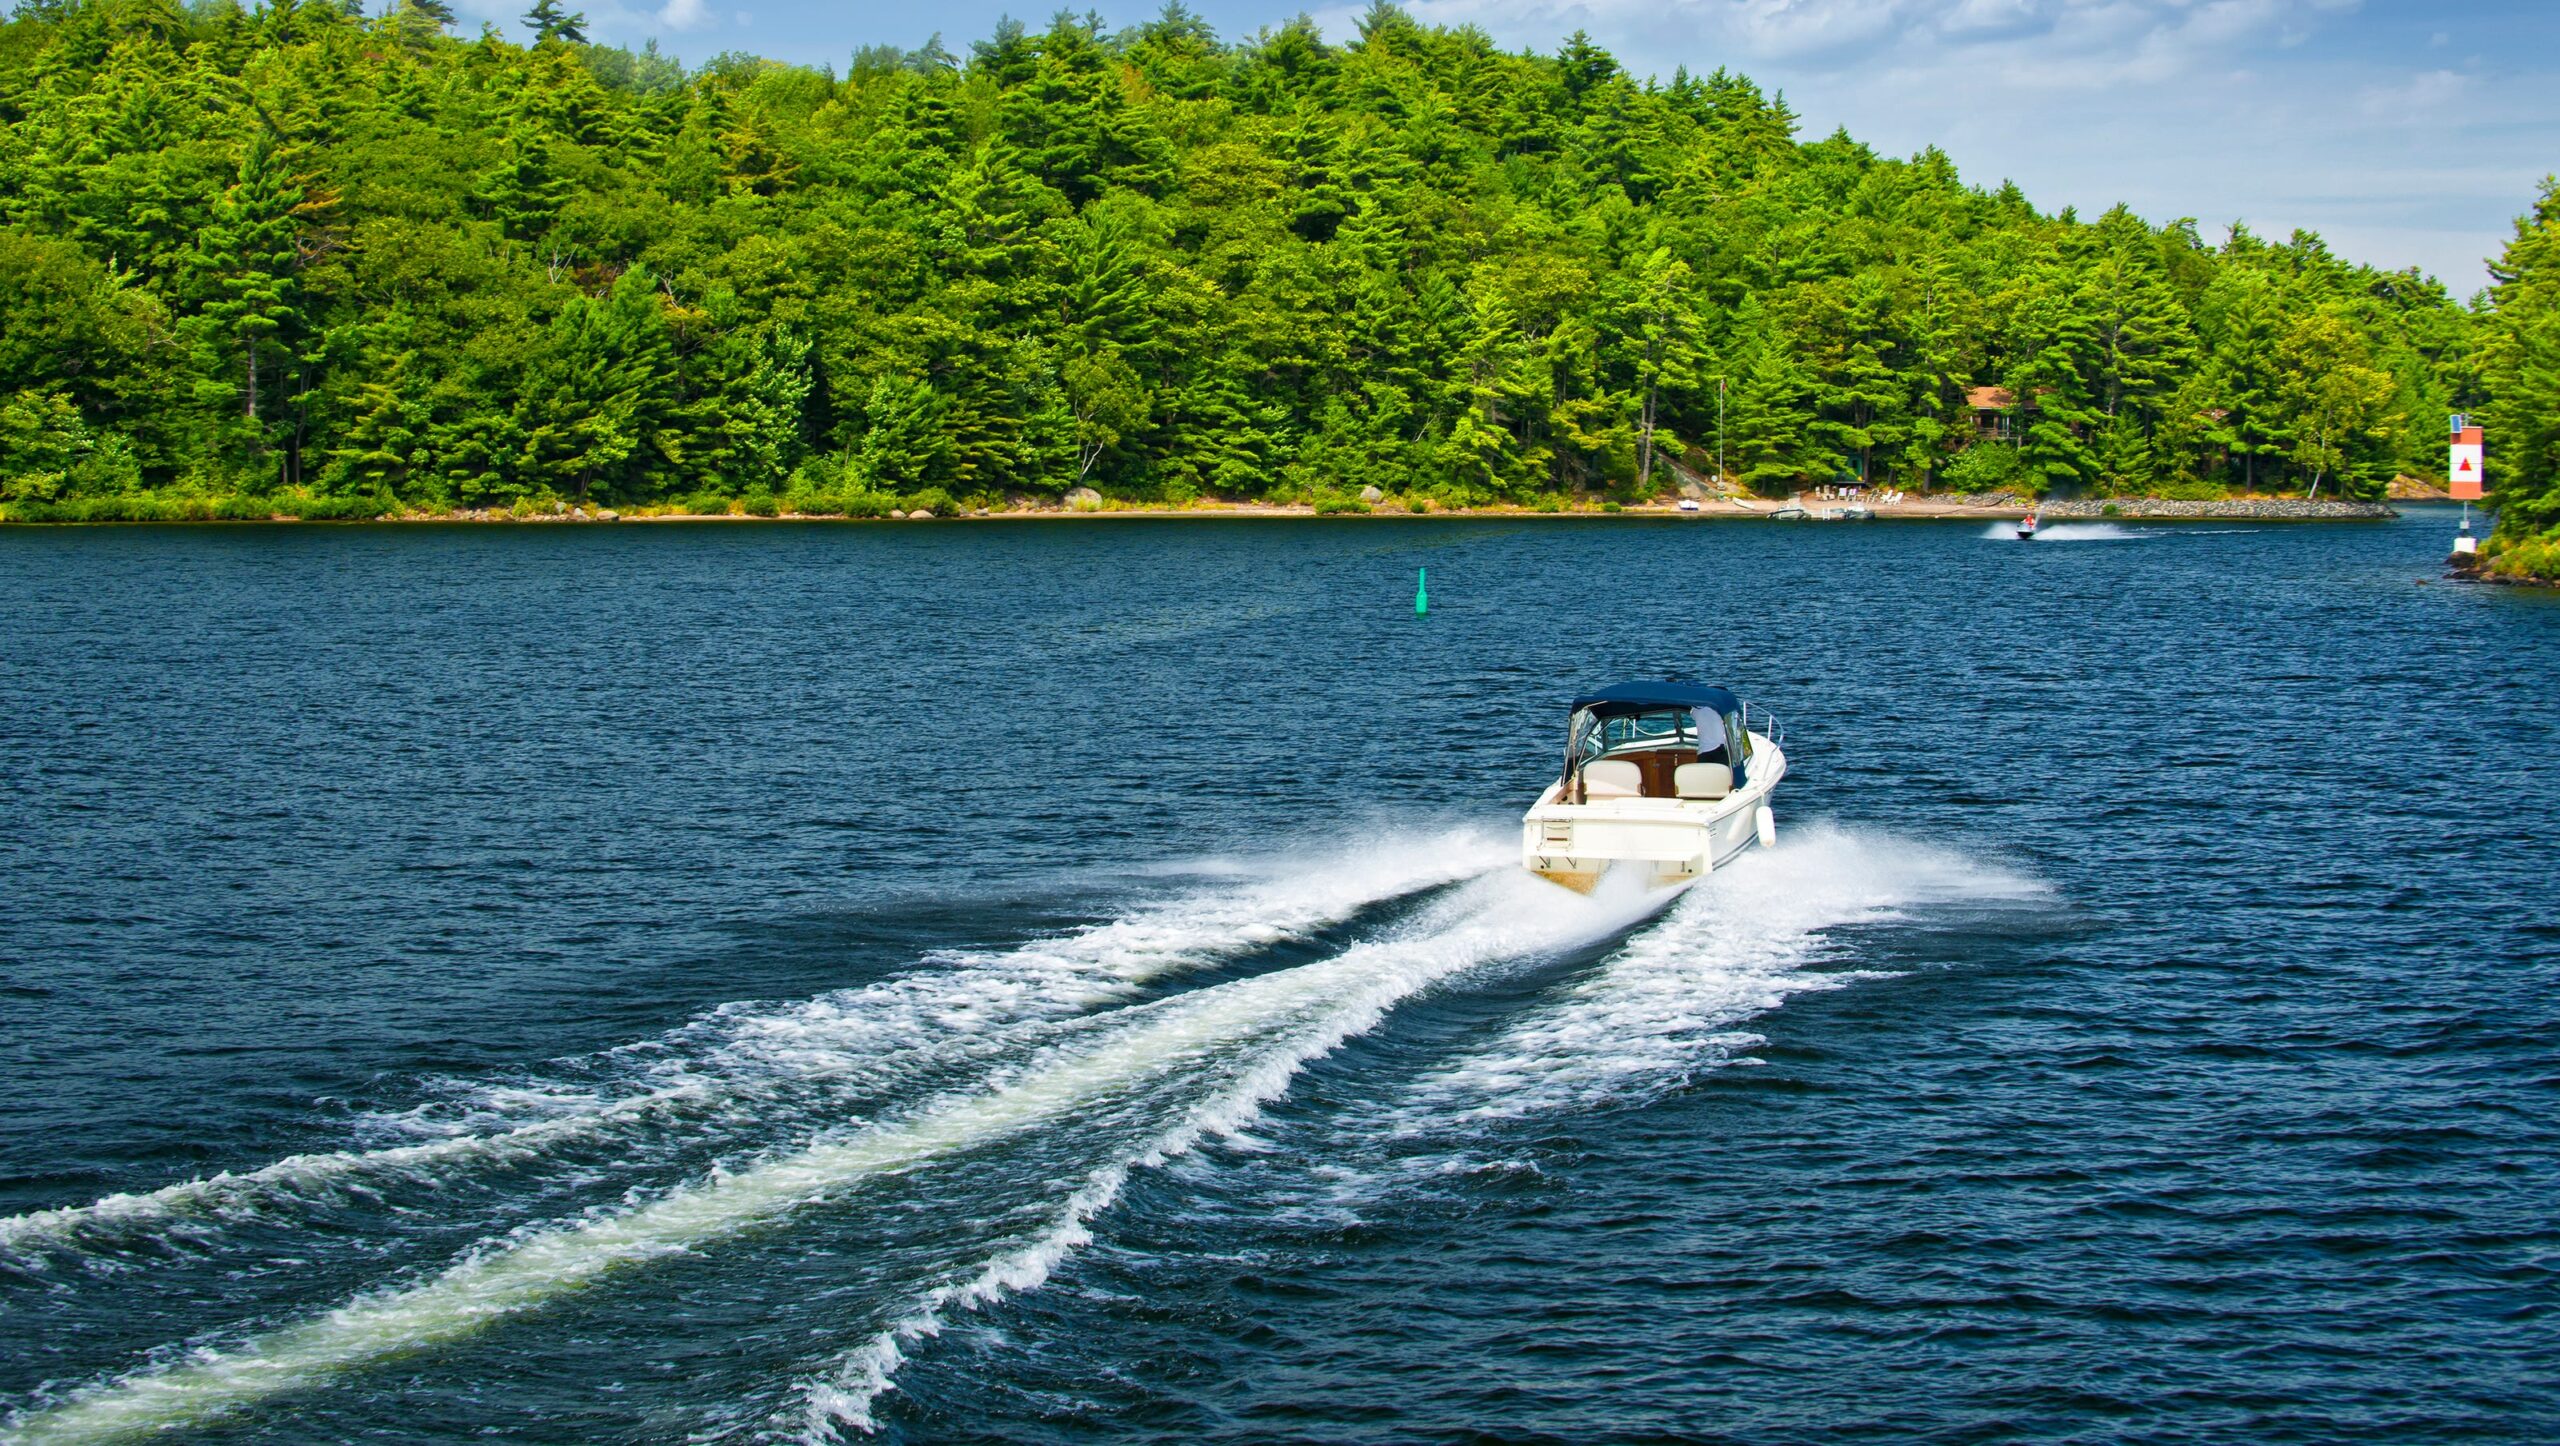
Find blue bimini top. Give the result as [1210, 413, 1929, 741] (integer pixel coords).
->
[1569, 681, 1743, 718]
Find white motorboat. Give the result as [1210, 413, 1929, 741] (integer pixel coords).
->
[1522, 682, 1786, 893]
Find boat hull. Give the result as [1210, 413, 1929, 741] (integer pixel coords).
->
[1521, 736, 1785, 892]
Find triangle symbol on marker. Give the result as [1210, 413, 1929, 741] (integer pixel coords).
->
[2458, 458, 2474, 473]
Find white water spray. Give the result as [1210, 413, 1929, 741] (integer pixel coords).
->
[0, 832, 1503, 1262]
[1409, 826, 2047, 1121]
[1980, 521, 2145, 542]
[4, 869, 1658, 1446]
[777, 831, 2046, 1439]
[779, 869, 1676, 1441]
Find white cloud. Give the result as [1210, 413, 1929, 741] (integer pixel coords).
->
[657, 0, 711, 28]
[1308, 0, 2556, 290]
[1718, 0, 1905, 57]
[2357, 68, 2468, 117]
[1937, 0, 2042, 38]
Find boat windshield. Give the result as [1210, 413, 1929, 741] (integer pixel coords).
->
[1573, 706, 1726, 758]
[1567, 704, 1749, 781]
[1600, 710, 1692, 749]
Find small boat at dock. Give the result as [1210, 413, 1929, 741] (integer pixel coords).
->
[1522, 682, 1785, 893]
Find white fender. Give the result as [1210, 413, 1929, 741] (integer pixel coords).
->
[1755, 805, 1777, 849]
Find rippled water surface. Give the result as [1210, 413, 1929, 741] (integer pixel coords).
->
[1, 510, 2554, 1444]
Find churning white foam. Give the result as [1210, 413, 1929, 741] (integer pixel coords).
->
[765, 831, 2046, 1441]
[4, 871, 1660, 1446]
[780, 869, 1677, 1442]
[0, 831, 1504, 1263]
[1406, 825, 2047, 1121]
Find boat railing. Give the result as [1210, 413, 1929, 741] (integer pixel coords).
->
[1743, 700, 1785, 746]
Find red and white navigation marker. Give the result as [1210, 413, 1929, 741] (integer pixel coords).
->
[2450, 422, 2484, 501]
[2450, 414, 2482, 556]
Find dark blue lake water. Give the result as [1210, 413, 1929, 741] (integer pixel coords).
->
[1, 509, 2554, 1444]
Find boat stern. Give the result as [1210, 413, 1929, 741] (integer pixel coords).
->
[1522, 802, 1722, 893]
[1520, 736, 1785, 893]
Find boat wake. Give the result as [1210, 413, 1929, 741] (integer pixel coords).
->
[0, 826, 2048, 1445]
[3, 868, 1662, 1445]
[0, 830, 1503, 1263]
[1400, 825, 2047, 1124]
[771, 869, 1674, 1442]
[772, 829, 2050, 1441]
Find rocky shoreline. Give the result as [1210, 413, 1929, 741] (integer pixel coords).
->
[392, 494, 2404, 524]
[2035, 497, 2399, 521]
[4, 494, 2416, 526]
[2444, 550, 2558, 588]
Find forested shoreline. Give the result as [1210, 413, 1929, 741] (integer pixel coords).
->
[0, 0, 2552, 559]
[2477, 184, 2560, 581]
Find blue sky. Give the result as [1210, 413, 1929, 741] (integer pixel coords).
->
[474, 0, 2557, 294]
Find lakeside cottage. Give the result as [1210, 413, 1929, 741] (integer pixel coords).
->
[1968, 386, 2019, 440]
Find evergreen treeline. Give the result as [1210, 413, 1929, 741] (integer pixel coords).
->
[0, 0, 2502, 520]
[2480, 182, 2560, 580]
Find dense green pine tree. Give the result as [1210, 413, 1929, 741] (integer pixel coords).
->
[184, 131, 323, 480]
[2274, 309, 2397, 499]
[2478, 179, 2560, 576]
[0, 0, 2512, 522]
[2198, 262, 2288, 492]
[1619, 246, 1700, 491]
[395, 0, 453, 44]
[512, 269, 675, 502]
[522, 0, 584, 46]
[1721, 300, 1828, 492]
[848, 372, 950, 493]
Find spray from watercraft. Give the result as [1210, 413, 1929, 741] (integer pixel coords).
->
[1408, 826, 2047, 1121]
[780, 830, 2048, 1440]
[775, 869, 1676, 1440]
[0, 831, 1503, 1263]
[1, 829, 2050, 1445]
[1981, 521, 2146, 542]
[4, 870, 1661, 1446]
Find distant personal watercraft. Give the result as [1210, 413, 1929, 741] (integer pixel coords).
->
[2017, 511, 2039, 540]
[1522, 682, 1785, 893]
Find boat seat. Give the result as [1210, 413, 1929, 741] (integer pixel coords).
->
[1674, 762, 1733, 800]
[1580, 760, 1643, 800]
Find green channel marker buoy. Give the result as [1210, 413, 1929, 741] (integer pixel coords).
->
[1415, 566, 1429, 616]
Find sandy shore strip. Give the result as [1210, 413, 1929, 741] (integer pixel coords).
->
[9, 493, 2417, 526]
